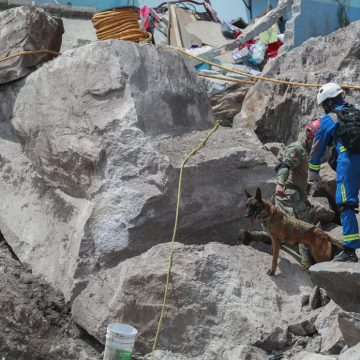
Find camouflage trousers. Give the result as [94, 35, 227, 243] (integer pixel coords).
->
[275, 187, 310, 223]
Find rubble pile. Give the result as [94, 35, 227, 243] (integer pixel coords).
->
[208, 83, 252, 127]
[236, 19, 360, 144]
[0, 237, 101, 359]
[131, 1, 289, 125]
[72, 242, 313, 357]
[0, 2, 360, 360]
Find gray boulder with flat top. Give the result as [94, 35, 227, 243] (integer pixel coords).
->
[0, 40, 276, 302]
[72, 243, 313, 357]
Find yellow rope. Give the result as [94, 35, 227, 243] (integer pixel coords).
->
[178, 48, 360, 91]
[150, 121, 220, 360]
[92, 8, 149, 42]
[198, 72, 256, 85]
[0, 49, 60, 64]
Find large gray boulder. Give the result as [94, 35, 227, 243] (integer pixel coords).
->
[338, 311, 360, 348]
[0, 40, 276, 301]
[310, 262, 360, 313]
[314, 301, 345, 354]
[72, 243, 313, 357]
[0, 6, 63, 84]
[234, 20, 360, 144]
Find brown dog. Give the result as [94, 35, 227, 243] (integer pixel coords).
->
[245, 187, 343, 276]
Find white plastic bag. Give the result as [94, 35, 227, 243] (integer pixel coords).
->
[249, 41, 266, 65]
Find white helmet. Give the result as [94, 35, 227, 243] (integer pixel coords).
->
[317, 83, 344, 105]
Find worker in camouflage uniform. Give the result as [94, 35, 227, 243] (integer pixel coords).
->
[239, 118, 321, 269]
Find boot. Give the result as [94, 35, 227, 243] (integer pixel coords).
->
[333, 247, 359, 262]
[299, 244, 313, 269]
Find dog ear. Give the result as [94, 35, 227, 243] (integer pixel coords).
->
[255, 187, 262, 201]
[244, 189, 252, 198]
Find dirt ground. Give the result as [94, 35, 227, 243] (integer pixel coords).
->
[0, 236, 102, 360]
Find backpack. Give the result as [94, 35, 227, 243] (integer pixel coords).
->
[328, 145, 338, 171]
[332, 105, 360, 152]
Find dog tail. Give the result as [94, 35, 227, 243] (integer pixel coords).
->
[328, 236, 343, 249]
[314, 228, 343, 249]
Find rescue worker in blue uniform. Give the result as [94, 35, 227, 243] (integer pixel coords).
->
[308, 83, 360, 262]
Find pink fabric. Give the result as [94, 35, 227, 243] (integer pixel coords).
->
[139, 6, 151, 31]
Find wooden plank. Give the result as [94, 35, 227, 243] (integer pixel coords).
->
[174, 7, 201, 49]
[168, 4, 183, 47]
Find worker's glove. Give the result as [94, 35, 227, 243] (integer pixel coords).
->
[307, 171, 321, 196]
[275, 184, 285, 197]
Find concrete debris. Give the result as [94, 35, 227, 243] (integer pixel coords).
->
[136, 1, 285, 91]
[236, 20, 360, 144]
[225, 0, 292, 51]
[1, 3, 360, 360]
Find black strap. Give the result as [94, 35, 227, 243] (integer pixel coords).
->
[339, 204, 359, 214]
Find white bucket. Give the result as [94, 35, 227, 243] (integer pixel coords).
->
[103, 323, 138, 360]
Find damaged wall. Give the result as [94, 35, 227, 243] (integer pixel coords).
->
[235, 19, 360, 144]
[287, 0, 360, 50]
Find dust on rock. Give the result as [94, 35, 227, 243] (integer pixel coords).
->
[0, 237, 101, 360]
